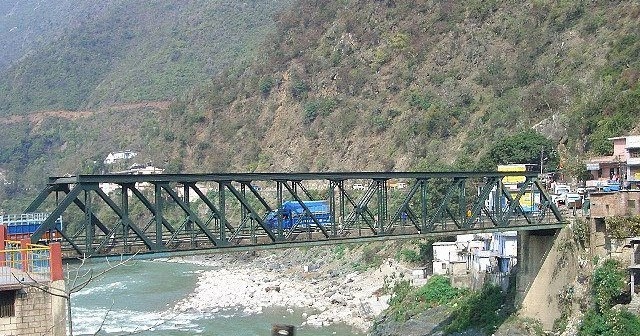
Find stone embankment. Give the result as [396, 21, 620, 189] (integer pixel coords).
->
[171, 247, 415, 332]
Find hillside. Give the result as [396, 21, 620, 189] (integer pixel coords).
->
[0, 0, 293, 114]
[161, 0, 639, 172]
[1, 0, 79, 71]
[1, 0, 640, 213]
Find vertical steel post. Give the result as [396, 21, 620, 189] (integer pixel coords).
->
[85, 189, 94, 254]
[376, 180, 387, 234]
[277, 181, 283, 241]
[495, 179, 502, 221]
[218, 181, 227, 244]
[339, 180, 345, 234]
[241, 183, 247, 239]
[121, 184, 130, 253]
[184, 184, 194, 248]
[155, 183, 163, 250]
[329, 181, 337, 237]
[460, 178, 467, 227]
[420, 179, 427, 232]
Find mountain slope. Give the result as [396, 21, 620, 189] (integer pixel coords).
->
[1, 0, 639, 212]
[171, 0, 639, 172]
[0, 0, 293, 114]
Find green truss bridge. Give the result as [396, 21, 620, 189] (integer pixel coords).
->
[24, 172, 566, 258]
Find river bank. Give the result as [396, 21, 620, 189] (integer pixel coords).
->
[170, 245, 415, 333]
[72, 257, 365, 335]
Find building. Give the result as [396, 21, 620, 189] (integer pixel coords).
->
[0, 227, 65, 335]
[100, 164, 165, 193]
[103, 150, 137, 165]
[585, 135, 640, 189]
[589, 190, 640, 256]
[432, 242, 459, 275]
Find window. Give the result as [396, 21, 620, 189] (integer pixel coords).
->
[629, 149, 640, 158]
[0, 290, 16, 318]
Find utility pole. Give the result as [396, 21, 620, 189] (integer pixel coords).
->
[540, 146, 544, 175]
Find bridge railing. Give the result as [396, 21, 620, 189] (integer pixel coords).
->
[0, 226, 63, 285]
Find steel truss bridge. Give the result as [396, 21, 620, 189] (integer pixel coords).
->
[25, 172, 565, 258]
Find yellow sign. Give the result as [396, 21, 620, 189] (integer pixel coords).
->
[498, 165, 526, 184]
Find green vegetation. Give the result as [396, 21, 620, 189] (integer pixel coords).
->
[444, 284, 512, 335]
[0, 0, 293, 114]
[382, 275, 513, 335]
[332, 244, 346, 259]
[385, 275, 465, 322]
[606, 216, 640, 239]
[592, 259, 626, 312]
[477, 130, 558, 170]
[351, 244, 383, 272]
[397, 240, 434, 265]
[578, 259, 640, 336]
[1, 0, 640, 214]
[579, 309, 640, 336]
[572, 218, 590, 249]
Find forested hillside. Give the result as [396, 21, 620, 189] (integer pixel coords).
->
[0, 0, 293, 114]
[162, 0, 640, 172]
[1, 0, 639, 213]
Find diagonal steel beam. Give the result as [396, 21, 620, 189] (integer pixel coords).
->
[224, 183, 277, 242]
[161, 185, 219, 245]
[31, 184, 82, 243]
[93, 188, 154, 250]
[129, 186, 176, 233]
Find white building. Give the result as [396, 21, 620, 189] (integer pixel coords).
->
[489, 231, 518, 257]
[104, 150, 137, 164]
[100, 164, 165, 194]
[432, 231, 518, 276]
[432, 242, 459, 275]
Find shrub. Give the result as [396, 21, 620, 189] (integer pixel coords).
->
[302, 98, 336, 124]
[398, 249, 420, 263]
[290, 77, 309, 99]
[444, 284, 509, 335]
[573, 219, 590, 248]
[592, 259, 626, 312]
[415, 275, 462, 306]
[258, 77, 275, 95]
[386, 275, 464, 322]
[579, 308, 640, 336]
[606, 216, 640, 239]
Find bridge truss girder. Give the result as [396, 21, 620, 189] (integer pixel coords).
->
[25, 172, 565, 258]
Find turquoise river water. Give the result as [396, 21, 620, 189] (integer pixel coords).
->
[71, 259, 364, 335]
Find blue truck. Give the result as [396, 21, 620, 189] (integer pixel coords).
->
[264, 200, 332, 230]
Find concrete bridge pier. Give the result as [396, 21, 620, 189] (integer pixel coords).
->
[516, 226, 578, 330]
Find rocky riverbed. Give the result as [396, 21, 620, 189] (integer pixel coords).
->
[170, 245, 416, 332]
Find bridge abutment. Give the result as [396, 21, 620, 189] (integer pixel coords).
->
[516, 226, 577, 330]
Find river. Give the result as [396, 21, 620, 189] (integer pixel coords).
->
[71, 258, 364, 335]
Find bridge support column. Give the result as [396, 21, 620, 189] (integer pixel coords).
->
[517, 226, 577, 331]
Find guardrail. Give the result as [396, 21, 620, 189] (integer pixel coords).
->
[0, 226, 63, 286]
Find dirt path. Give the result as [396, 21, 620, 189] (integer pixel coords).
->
[0, 101, 171, 125]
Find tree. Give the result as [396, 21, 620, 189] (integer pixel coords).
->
[476, 130, 558, 170]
